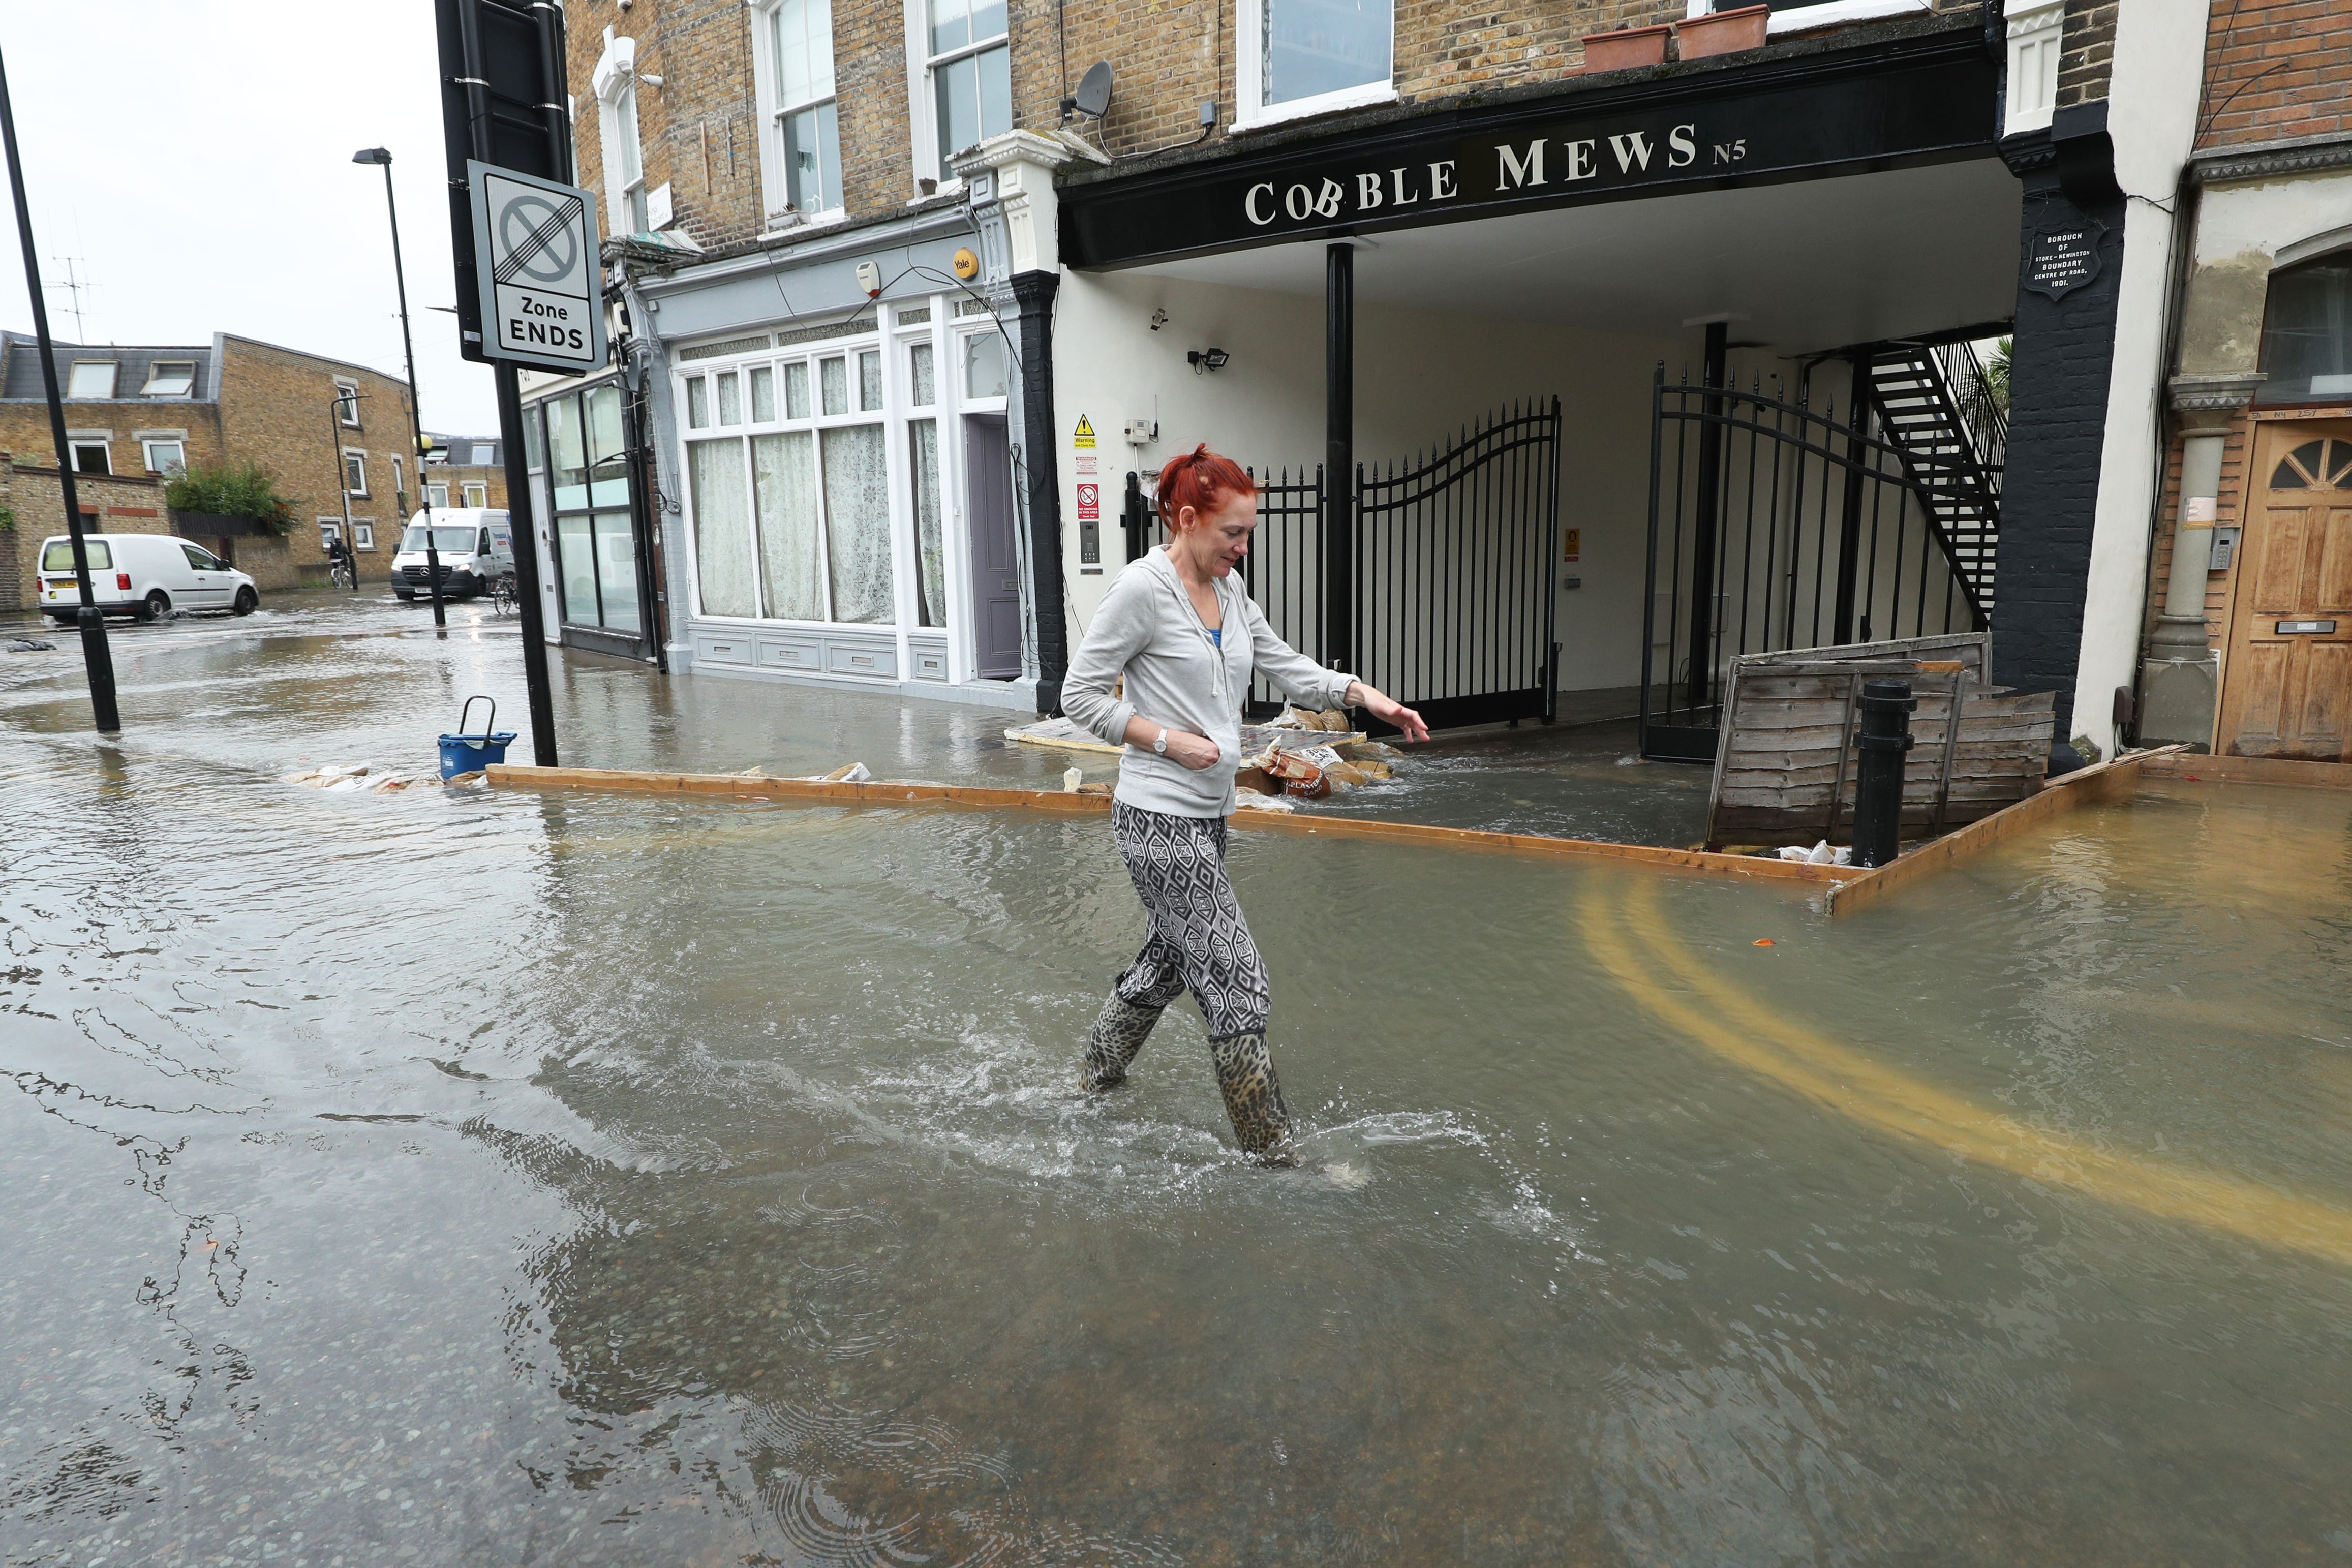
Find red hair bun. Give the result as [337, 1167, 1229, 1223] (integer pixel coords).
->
[1154, 444, 1255, 531]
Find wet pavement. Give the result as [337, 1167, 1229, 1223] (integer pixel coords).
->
[4, 590, 2351, 1565]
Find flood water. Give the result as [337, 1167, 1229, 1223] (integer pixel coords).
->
[4, 594, 2350, 1565]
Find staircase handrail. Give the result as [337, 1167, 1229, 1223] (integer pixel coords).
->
[1932, 340, 2007, 482]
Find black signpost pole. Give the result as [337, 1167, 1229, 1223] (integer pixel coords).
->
[1325, 241, 1355, 676]
[496, 365, 559, 765]
[437, 0, 576, 767]
[0, 47, 118, 733]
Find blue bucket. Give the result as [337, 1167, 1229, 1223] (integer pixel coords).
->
[439, 695, 517, 779]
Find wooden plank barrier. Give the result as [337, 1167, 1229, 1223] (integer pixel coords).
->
[1825, 746, 2186, 916]
[2136, 751, 2352, 789]
[484, 764, 1862, 888]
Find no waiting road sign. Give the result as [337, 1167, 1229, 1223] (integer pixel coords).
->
[467, 159, 608, 374]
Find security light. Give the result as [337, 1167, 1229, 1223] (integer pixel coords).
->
[1187, 348, 1229, 373]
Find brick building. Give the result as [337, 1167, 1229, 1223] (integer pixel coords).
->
[553, 0, 2214, 761]
[0, 456, 173, 615]
[420, 432, 509, 513]
[0, 332, 416, 591]
[2136, 0, 2352, 760]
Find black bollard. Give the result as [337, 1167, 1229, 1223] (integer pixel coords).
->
[1850, 677, 1916, 868]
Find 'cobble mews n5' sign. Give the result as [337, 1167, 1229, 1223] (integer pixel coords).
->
[1059, 43, 1994, 269]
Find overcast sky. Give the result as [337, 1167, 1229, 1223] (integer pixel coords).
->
[0, 3, 500, 433]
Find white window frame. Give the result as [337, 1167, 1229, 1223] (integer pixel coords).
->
[2003, 0, 2064, 136]
[751, 0, 846, 226]
[319, 518, 344, 547]
[141, 360, 196, 397]
[354, 520, 377, 551]
[677, 327, 905, 627]
[391, 455, 405, 504]
[593, 32, 649, 236]
[426, 482, 451, 509]
[334, 378, 362, 426]
[141, 437, 187, 474]
[69, 439, 112, 474]
[343, 448, 370, 497]
[66, 360, 118, 399]
[904, 0, 1011, 189]
[673, 294, 1008, 681]
[1233, 0, 1397, 133]
[462, 481, 490, 508]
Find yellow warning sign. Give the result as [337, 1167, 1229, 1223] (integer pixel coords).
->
[1073, 415, 1096, 449]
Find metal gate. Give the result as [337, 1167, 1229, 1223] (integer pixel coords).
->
[1124, 400, 1561, 730]
[1639, 366, 1987, 762]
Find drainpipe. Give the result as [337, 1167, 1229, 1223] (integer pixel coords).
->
[2138, 375, 2258, 746]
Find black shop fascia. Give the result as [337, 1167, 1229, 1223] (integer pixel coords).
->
[1059, 17, 2001, 270]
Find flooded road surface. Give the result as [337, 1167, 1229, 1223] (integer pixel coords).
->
[4, 595, 2350, 1565]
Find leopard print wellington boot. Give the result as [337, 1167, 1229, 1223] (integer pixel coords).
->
[1079, 993, 1164, 1091]
[1208, 1031, 1297, 1166]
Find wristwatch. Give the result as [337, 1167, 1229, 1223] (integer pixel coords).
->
[1153, 727, 1169, 756]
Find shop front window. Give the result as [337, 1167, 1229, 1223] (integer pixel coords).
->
[684, 338, 900, 627]
[2257, 254, 2352, 404]
[540, 387, 644, 634]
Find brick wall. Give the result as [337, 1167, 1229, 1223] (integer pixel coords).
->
[0, 457, 173, 614]
[2054, 0, 2117, 109]
[569, 0, 775, 249]
[0, 399, 225, 488]
[2195, 0, 2350, 152]
[215, 337, 414, 587]
[421, 464, 510, 511]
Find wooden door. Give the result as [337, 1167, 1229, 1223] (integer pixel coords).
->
[963, 413, 1022, 680]
[2219, 425, 2352, 759]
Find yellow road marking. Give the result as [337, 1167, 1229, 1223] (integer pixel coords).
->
[1579, 876, 2352, 1269]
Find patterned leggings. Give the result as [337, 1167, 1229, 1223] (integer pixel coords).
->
[1110, 801, 1271, 1039]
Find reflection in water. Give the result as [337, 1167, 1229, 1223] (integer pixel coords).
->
[3, 594, 2351, 1564]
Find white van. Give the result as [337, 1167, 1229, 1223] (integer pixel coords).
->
[391, 508, 513, 601]
[37, 533, 259, 623]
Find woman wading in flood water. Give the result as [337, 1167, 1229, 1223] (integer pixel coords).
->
[1062, 446, 1429, 1165]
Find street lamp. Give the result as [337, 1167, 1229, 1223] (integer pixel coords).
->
[353, 146, 444, 628]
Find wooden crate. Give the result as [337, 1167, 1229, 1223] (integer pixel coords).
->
[1704, 633, 2056, 849]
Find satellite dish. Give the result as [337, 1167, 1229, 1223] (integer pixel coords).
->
[1073, 60, 1114, 119]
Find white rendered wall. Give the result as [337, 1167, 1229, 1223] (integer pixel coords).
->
[2069, 0, 2211, 758]
[1051, 267, 1687, 693]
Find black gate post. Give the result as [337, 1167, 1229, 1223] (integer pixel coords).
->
[1833, 351, 1871, 644]
[1325, 241, 1355, 673]
[1684, 320, 1727, 706]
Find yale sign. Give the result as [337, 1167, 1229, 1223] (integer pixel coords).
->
[467, 160, 608, 374]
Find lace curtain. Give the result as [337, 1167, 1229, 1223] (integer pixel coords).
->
[753, 432, 823, 620]
[823, 425, 893, 624]
[910, 419, 946, 627]
[689, 438, 755, 618]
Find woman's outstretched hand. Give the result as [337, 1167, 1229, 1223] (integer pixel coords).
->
[1349, 682, 1431, 744]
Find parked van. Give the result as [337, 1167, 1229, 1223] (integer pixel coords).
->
[391, 508, 512, 601]
[37, 533, 259, 623]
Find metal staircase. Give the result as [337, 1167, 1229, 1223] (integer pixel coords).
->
[1861, 341, 2005, 622]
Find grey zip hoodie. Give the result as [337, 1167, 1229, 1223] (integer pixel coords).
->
[1062, 546, 1358, 818]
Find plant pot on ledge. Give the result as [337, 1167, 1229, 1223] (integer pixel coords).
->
[1580, 21, 1673, 72]
[1677, 4, 1769, 59]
